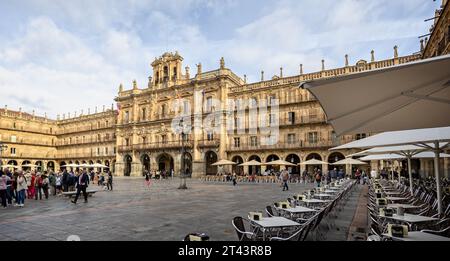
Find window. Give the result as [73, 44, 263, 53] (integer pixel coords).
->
[206, 97, 213, 112]
[356, 133, 367, 140]
[98, 121, 101, 128]
[163, 66, 169, 82]
[125, 138, 129, 146]
[173, 67, 177, 80]
[11, 135, 17, 142]
[97, 147, 101, 155]
[269, 114, 276, 124]
[142, 108, 146, 121]
[105, 147, 108, 155]
[97, 134, 101, 142]
[161, 104, 167, 117]
[106, 120, 109, 127]
[10, 148, 16, 155]
[113, 147, 116, 154]
[161, 135, 167, 143]
[13, 122, 16, 129]
[124, 111, 130, 123]
[49, 127, 52, 133]
[234, 137, 240, 148]
[250, 136, 258, 147]
[207, 132, 214, 141]
[287, 133, 296, 144]
[288, 112, 295, 124]
[308, 132, 318, 144]
[268, 95, 276, 105]
[82, 136, 85, 143]
[183, 101, 189, 115]
[142, 136, 147, 144]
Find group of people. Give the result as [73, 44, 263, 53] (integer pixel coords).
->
[143, 169, 174, 180]
[0, 167, 113, 208]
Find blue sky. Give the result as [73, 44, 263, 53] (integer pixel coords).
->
[0, 0, 440, 118]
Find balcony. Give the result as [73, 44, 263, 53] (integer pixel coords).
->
[133, 140, 193, 151]
[56, 152, 116, 159]
[227, 139, 342, 152]
[118, 145, 133, 153]
[198, 139, 220, 148]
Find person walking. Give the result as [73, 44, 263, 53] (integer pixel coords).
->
[0, 170, 11, 208]
[315, 168, 322, 187]
[281, 168, 289, 191]
[71, 171, 89, 204]
[16, 171, 27, 207]
[144, 170, 151, 188]
[62, 169, 69, 192]
[107, 172, 113, 191]
[42, 174, 49, 199]
[34, 173, 43, 200]
[49, 172, 56, 196]
[330, 168, 337, 182]
[55, 173, 62, 195]
[232, 172, 237, 186]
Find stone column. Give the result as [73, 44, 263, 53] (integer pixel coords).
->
[192, 86, 205, 178]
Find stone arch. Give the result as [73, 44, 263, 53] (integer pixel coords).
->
[47, 161, 55, 172]
[141, 153, 151, 175]
[265, 154, 280, 171]
[205, 150, 218, 175]
[35, 161, 44, 172]
[285, 154, 300, 174]
[124, 154, 133, 177]
[156, 153, 174, 176]
[231, 155, 244, 175]
[21, 160, 31, 171]
[306, 153, 322, 161]
[248, 155, 262, 175]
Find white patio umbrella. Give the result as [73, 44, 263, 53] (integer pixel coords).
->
[299, 159, 328, 165]
[21, 163, 38, 167]
[263, 159, 297, 166]
[91, 163, 108, 168]
[78, 163, 91, 168]
[211, 159, 237, 166]
[1, 164, 19, 169]
[61, 163, 79, 168]
[238, 160, 263, 166]
[331, 127, 450, 215]
[331, 158, 367, 178]
[300, 54, 450, 136]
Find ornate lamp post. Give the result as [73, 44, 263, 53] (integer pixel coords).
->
[178, 120, 188, 189]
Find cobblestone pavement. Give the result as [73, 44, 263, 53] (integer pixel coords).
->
[0, 178, 316, 241]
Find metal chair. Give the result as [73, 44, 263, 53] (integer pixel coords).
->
[232, 216, 257, 241]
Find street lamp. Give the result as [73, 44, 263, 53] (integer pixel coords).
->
[178, 120, 188, 190]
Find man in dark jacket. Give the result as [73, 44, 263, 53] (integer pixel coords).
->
[71, 171, 89, 204]
[62, 170, 69, 192]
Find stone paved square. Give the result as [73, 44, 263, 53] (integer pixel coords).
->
[0, 178, 317, 241]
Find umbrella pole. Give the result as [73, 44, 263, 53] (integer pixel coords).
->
[407, 156, 413, 196]
[433, 141, 442, 216]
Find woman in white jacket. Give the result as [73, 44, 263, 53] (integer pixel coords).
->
[16, 171, 28, 207]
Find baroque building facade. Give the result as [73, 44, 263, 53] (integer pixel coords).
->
[1, 48, 449, 178]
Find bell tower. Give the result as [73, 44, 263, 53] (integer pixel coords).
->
[151, 51, 183, 88]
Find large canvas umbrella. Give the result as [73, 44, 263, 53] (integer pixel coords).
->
[300, 54, 450, 136]
[1, 164, 19, 169]
[263, 159, 296, 166]
[61, 163, 79, 168]
[331, 127, 450, 215]
[239, 160, 262, 166]
[299, 159, 328, 165]
[211, 159, 236, 166]
[331, 158, 367, 178]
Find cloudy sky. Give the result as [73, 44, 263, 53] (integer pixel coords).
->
[0, 0, 439, 118]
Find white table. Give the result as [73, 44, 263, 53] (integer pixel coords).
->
[384, 191, 403, 196]
[382, 231, 450, 241]
[379, 213, 439, 230]
[251, 217, 301, 240]
[387, 204, 420, 209]
[313, 193, 333, 199]
[386, 197, 408, 202]
[277, 206, 317, 214]
[324, 190, 338, 194]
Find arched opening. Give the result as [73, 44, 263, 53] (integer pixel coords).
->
[124, 155, 132, 176]
[141, 154, 150, 175]
[231, 156, 244, 175]
[182, 152, 193, 177]
[59, 161, 66, 171]
[75, 161, 80, 172]
[157, 154, 174, 177]
[265, 154, 280, 172]
[6, 160, 18, 170]
[205, 151, 218, 175]
[328, 152, 345, 172]
[306, 153, 323, 173]
[248, 155, 261, 175]
[285, 154, 300, 174]
[35, 161, 43, 172]
[22, 160, 31, 171]
[47, 161, 55, 172]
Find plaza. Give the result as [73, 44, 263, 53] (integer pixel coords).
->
[0, 178, 365, 241]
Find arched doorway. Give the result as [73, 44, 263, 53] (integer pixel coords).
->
[35, 161, 43, 172]
[124, 155, 132, 176]
[47, 161, 55, 172]
[75, 161, 80, 172]
[157, 154, 174, 175]
[22, 160, 31, 171]
[231, 156, 244, 175]
[265, 154, 280, 172]
[306, 153, 323, 172]
[248, 155, 261, 175]
[285, 154, 300, 174]
[205, 151, 218, 175]
[141, 154, 150, 176]
[59, 161, 66, 171]
[6, 160, 18, 171]
[328, 152, 345, 172]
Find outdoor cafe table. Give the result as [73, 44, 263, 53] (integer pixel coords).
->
[301, 198, 330, 208]
[384, 191, 404, 196]
[313, 193, 333, 199]
[250, 217, 301, 240]
[387, 204, 421, 210]
[276, 206, 317, 219]
[386, 197, 409, 202]
[379, 213, 439, 230]
[382, 231, 450, 241]
[324, 190, 338, 194]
